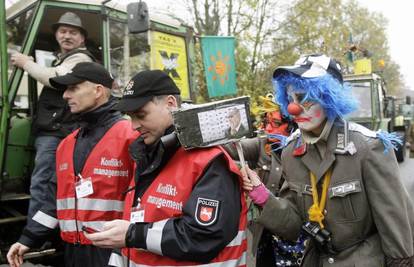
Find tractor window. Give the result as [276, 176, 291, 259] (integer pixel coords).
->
[109, 18, 149, 95]
[377, 80, 385, 119]
[7, 7, 35, 79]
[6, 7, 35, 106]
[348, 81, 372, 118]
[9, 7, 103, 110]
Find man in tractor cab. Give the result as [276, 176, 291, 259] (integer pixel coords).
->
[10, 11, 95, 246]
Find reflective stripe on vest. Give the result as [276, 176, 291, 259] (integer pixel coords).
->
[108, 252, 128, 267]
[59, 219, 107, 232]
[57, 198, 124, 212]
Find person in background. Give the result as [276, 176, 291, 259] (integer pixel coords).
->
[10, 12, 95, 242]
[7, 62, 138, 267]
[242, 54, 414, 266]
[84, 70, 247, 267]
[225, 95, 303, 267]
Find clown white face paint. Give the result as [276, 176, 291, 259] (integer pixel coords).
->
[287, 87, 326, 134]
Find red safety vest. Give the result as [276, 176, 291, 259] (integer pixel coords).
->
[56, 120, 138, 244]
[119, 146, 247, 267]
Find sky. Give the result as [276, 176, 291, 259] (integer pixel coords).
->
[355, 0, 414, 90]
[146, 0, 414, 91]
[5, 0, 413, 90]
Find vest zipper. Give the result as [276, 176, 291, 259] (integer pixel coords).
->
[136, 197, 141, 208]
[74, 173, 81, 245]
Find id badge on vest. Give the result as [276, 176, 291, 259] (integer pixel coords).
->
[75, 174, 94, 198]
[130, 203, 145, 223]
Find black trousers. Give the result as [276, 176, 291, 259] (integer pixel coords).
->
[64, 243, 112, 267]
[256, 231, 276, 267]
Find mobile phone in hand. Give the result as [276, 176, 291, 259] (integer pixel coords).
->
[82, 226, 99, 234]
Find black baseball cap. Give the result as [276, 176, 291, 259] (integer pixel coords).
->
[273, 54, 343, 83]
[49, 62, 114, 90]
[114, 70, 180, 112]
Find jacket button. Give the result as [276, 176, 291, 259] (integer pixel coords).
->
[262, 165, 268, 170]
[271, 183, 275, 188]
[275, 167, 280, 171]
[328, 257, 335, 264]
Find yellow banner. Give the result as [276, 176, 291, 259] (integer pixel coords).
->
[354, 58, 372, 75]
[150, 31, 190, 100]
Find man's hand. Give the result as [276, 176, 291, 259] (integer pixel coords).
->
[7, 242, 30, 267]
[84, 219, 131, 248]
[10, 52, 34, 68]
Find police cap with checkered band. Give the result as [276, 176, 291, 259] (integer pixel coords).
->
[273, 54, 343, 83]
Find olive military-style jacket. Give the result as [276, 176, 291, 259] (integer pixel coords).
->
[257, 120, 414, 266]
[225, 137, 284, 267]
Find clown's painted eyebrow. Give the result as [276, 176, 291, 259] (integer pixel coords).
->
[288, 92, 306, 103]
[296, 93, 306, 103]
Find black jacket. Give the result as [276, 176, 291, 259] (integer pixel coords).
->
[124, 128, 242, 263]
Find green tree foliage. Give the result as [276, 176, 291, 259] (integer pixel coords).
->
[179, 0, 405, 101]
[341, 0, 405, 94]
[183, 0, 290, 103]
[268, 0, 404, 95]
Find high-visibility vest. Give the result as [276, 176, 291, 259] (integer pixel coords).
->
[56, 120, 138, 244]
[116, 146, 247, 267]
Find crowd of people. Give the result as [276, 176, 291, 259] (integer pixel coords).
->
[6, 11, 414, 267]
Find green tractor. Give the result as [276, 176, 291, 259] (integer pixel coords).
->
[344, 73, 408, 162]
[0, 0, 194, 262]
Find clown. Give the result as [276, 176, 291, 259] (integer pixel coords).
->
[256, 94, 292, 154]
[241, 54, 414, 266]
[224, 96, 302, 267]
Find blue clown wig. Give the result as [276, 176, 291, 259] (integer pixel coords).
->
[273, 72, 358, 120]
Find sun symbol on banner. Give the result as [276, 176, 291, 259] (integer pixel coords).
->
[208, 51, 231, 85]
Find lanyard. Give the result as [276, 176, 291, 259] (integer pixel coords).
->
[307, 169, 332, 228]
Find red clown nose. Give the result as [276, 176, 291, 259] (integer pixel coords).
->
[287, 103, 303, 116]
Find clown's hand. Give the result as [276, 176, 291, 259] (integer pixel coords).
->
[240, 166, 262, 191]
[240, 166, 270, 206]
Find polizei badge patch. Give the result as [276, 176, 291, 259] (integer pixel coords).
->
[195, 197, 219, 226]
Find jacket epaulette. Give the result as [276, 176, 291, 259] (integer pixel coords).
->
[348, 122, 401, 153]
[348, 122, 377, 138]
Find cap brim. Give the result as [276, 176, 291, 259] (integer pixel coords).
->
[50, 74, 86, 90]
[273, 66, 309, 79]
[114, 95, 153, 112]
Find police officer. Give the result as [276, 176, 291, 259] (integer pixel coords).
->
[85, 70, 247, 267]
[7, 62, 138, 267]
[10, 12, 95, 239]
[242, 54, 414, 266]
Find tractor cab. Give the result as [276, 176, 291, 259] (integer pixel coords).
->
[0, 0, 194, 262]
[345, 73, 407, 162]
